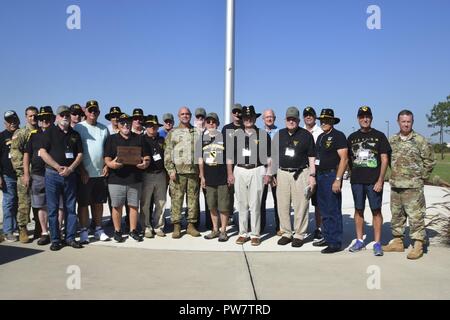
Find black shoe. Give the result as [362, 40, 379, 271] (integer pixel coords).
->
[313, 238, 328, 247]
[313, 228, 323, 240]
[114, 230, 125, 243]
[129, 229, 143, 242]
[66, 240, 83, 249]
[277, 237, 292, 246]
[50, 242, 63, 251]
[37, 234, 50, 246]
[321, 246, 341, 254]
[291, 238, 304, 248]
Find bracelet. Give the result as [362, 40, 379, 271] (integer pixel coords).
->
[335, 177, 342, 181]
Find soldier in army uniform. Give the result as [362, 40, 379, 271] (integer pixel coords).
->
[164, 106, 201, 239]
[10, 106, 39, 243]
[383, 110, 436, 260]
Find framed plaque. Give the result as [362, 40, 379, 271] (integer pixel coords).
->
[116, 146, 142, 165]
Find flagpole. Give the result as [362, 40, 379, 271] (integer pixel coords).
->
[224, 0, 235, 124]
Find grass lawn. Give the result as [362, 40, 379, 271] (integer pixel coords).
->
[431, 153, 450, 184]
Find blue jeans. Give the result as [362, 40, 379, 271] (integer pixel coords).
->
[45, 169, 78, 243]
[2, 175, 18, 234]
[317, 172, 343, 247]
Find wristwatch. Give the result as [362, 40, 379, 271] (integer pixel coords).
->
[335, 177, 342, 181]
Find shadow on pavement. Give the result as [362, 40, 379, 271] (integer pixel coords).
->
[0, 245, 44, 265]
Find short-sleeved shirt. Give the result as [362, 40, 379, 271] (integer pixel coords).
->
[104, 132, 150, 185]
[303, 124, 323, 143]
[40, 125, 83, 169]
[0, 129, 16, 178]
[275, 127, 315, 169]
[347, 129, 391, 184]
[143, 134, 165, 173]
[25, 129, 47, 176]
[229, 127, 271, 166]
[201, 131, 227, 186]
[316, 128, 347, 171]
[74, 121, 109, 178]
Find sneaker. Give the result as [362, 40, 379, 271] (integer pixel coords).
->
[37, 234, 50, 246]
[313, 228, 323, 240]
[129, 229, 143, 242]
[155, 229, 166, 237]
[6, 233, 17, 242]
[79, 228, 89, 245]
[94, 229, 110, 241]
[144, 228, 154, 239]
[114, 230, 125, 243]
[349, 240, 365, 252]
[218, 232, 229, 242]
[204, 230, 220, 240]
[312, 238, 328, 247]
[373, 242, 384, 256]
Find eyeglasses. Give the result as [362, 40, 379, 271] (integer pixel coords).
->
[118, 121, 131, 126]
[232, 110, 242, 114]
[87, 108, 99, 114]
[164, 120, 173, 124]
[60, 113, 71, 118]
[206, 120, 216, 124]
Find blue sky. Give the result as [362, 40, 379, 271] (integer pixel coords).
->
[1, 0, 449, 141]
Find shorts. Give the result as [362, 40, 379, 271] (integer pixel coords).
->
[77, 177, 107, 206]
[108, 183, 142, 208]
[205, 185, 231, 212]
[31, 174, 63, 209]
[351, 183, 383, 212]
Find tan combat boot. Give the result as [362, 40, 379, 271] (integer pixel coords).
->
[382, 237, 404, 252]
[407, 240, 424, 260]
[186, 223, 201, 237]
[19, 226, 29, 243]
[172, 223, 182, 239]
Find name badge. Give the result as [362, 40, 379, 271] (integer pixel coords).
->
[8, 153, 11, 159]
[315, 159, 320, 166]
[285, 148, 295, 157]
[152, 154, 162, 161]
[65, 152, 74, 159]
[358, 150, 369, 158]
[242, 149, 251, 157]
[205, 157, 215, 164]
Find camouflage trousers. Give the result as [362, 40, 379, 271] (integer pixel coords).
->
[169, 173, 199, 224]
[17, 175, 31, 227]
[390, 187, 426, 241]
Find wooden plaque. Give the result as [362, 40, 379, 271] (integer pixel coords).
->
[116, 146, 142, 165]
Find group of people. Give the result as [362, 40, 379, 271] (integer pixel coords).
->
[0, 101, 435, 259]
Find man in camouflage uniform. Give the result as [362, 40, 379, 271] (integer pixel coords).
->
[383, 110, 436, 259]
[164, 106, 201, 238]
[10, 106, 39, 243]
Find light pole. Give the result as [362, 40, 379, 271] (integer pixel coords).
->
[224, 0, 235, 124]
[385, 120, 390, 137]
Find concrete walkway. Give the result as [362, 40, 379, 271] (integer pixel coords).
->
[1, 182, 449, 299]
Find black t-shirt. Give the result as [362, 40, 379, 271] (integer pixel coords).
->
[347, 128, 391, 184]
[316, 129, 347, 171]
[40, 125, 83, 169]
[227, 127, 271, 166]
[24, 129, 46, 176]
[104, 132, 150, 185]
[143, 134, 165, 173]
[274, 127, 315, 169]
[201, 131, 227, 186]
[0, 129, 16, 178]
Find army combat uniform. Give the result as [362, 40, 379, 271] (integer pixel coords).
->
[389, 131, 436, 242]
[164, 125, 200, 237]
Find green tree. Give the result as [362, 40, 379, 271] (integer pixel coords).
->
[427, 95, 450, 160]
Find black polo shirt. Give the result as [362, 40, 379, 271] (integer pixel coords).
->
[104, 132, 150, 185]
[316, 128, 347, 171]
[40, 125, 83, 169]
[201, 131, 227, 186]
[228, 127, 271, 166]
[275, 127, 315, 169]
[24, 129, 46, 176]
[143, 134, 165, 173]
[0, 129, 16, 178]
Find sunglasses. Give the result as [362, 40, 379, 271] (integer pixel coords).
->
[87, 108, 99, 114]
[118, 121, 131, 126]
[206, 120, 217, 124]
[232, 110, 242, 114]
[60, 113, 71, 118]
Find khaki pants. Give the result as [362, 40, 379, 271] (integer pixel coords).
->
[276, 168, 309, 240]
[140, 171, 167, 232]
[234, 166, 265, 238]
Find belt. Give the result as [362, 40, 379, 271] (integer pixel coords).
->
[280, 167, 304, 173]
[317, 168, 336, 175]
[236, 164, 261, 169]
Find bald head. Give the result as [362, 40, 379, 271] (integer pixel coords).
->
[262, 109, 276, 128]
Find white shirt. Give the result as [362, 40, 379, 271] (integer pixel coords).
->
[304, 123, 323, 143]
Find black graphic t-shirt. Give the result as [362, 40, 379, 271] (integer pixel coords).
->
[201, 131, 227, 186]
[316, 129, 347, 171]
[347, 129, 391, 184]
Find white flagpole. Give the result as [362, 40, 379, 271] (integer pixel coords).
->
[224, 0, 235, 124]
